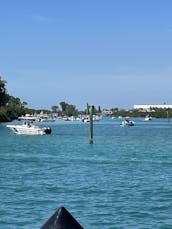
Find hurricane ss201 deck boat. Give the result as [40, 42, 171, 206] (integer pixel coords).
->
[7, 121, 52, 135]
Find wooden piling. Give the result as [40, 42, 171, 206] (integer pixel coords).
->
[89, 106, 94, 144]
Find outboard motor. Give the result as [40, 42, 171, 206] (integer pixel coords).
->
[44, 127, 52, 134]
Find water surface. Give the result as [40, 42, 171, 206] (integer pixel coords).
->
[1, 118, 172, 228]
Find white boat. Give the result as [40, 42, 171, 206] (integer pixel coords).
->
[37, 117, 56, 122]
[7, 121, 52, 135]
[144, 115, 152, 121]
[82, 116, 90, 122]
[18, 115, 37, 121]
[81, 115, 102, 123]
[121, 119, 135, 126]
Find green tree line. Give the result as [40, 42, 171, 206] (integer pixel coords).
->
[0, 77, 26, 122]
[1, 76, 172, 122]
[111, 108, 172, 119]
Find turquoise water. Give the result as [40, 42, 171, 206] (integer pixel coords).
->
[1, 117, 172, 228]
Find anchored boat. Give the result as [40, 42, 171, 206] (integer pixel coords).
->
[121, 119, 135, 126]
[144, 114, 152, 121]
[7, 121, 51, 135]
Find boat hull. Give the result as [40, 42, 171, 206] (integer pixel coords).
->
[6, 124, 51, 135]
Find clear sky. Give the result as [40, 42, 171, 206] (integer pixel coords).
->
[1, 0, 172, 110]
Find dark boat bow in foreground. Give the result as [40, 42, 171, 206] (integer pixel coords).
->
[40, 206, 84, 229]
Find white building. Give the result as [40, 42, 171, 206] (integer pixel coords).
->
[133, 104, 172, 111]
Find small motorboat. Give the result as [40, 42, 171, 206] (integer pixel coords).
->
[7, 121, 52, 135]
[144, 114, 152, 121]
[121, 119, 135, 126]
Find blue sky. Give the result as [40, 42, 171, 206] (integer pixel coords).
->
[1, 0, 172, 110]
